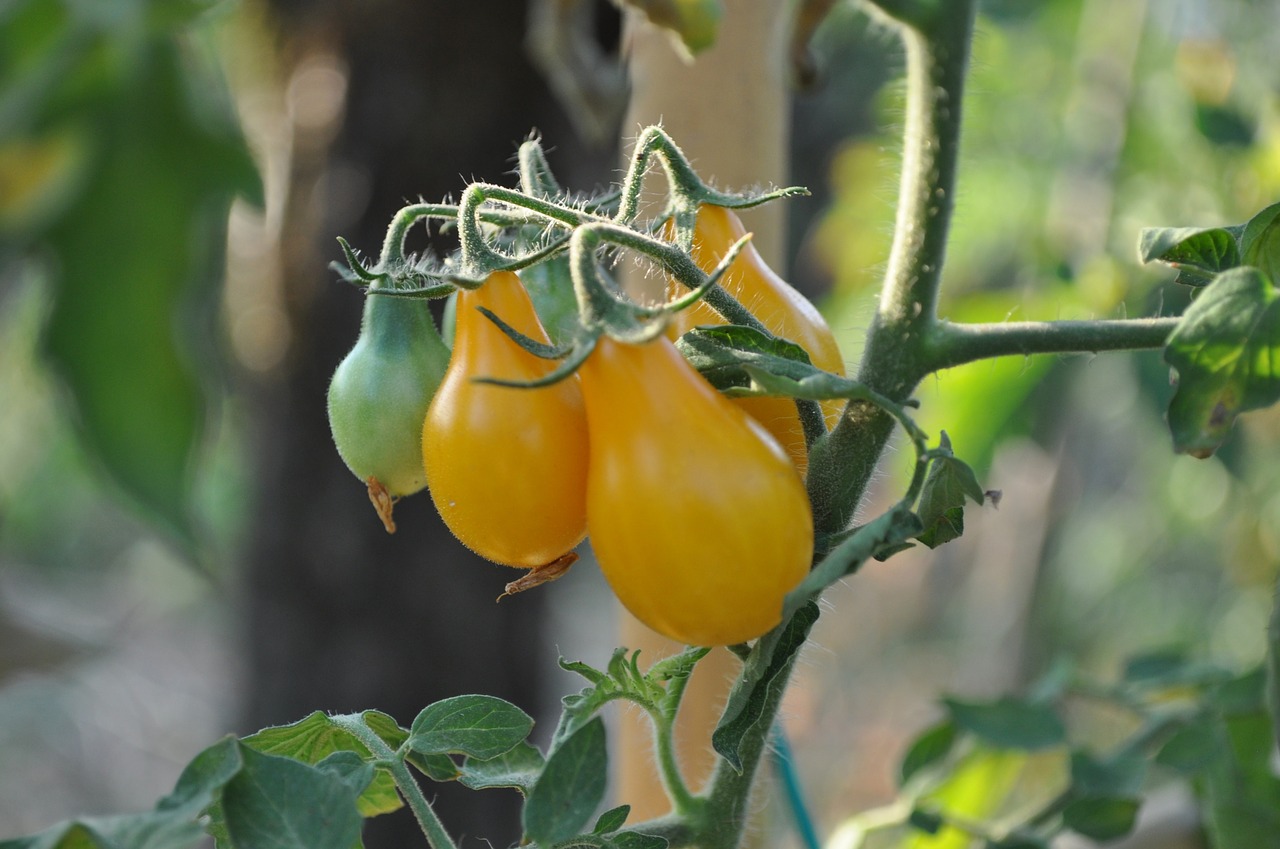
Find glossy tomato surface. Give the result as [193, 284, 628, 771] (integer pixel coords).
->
[578, 334, 813, 646]
[422, 271, 588, 567]
[669, 204, 847, 475]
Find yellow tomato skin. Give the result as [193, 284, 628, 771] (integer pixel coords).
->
[422, 271, 588, 567]
[668, 204, 847, 475]
[578, 334, 813, 646]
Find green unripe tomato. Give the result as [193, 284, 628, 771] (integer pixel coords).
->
[328, 281, 451, 525]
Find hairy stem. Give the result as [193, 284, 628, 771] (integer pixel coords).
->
[653, 675, 703, 817]
[925, 317, 1179, 371]
[330, 714, 458, 849]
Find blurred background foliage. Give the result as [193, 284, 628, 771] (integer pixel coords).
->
[0, 0, 1278, 846]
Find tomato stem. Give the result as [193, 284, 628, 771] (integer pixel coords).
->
[330, 714, 459, 849]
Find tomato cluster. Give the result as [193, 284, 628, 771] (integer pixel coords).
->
[329, 206, 838, 646]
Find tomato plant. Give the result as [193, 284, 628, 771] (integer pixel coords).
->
[421, 270, 589, 568]
[578, 333, 812, 646]
[7, 2, 1280, 849]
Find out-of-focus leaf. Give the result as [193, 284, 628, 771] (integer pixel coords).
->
[1194, 102, 1256, 149]
[1163, 267, 1280, 457]
[943, 697, 1065, 751]
[617, 0, 723, 55]
[4, 0, 260, 549]
[1061, 796, 1140, 841]
[899, 720, 958, 786]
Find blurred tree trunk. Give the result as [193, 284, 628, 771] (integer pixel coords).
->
[242, 3, 614, 846]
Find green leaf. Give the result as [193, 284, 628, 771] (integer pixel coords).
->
[607, 834, 669, 849]
[784, 505, 924, 619]
[915, 436, 985, 549]
[458, 741, 545, 795]
[360, 710, 459, 782]
[221, 744, 363, 849]
[1061, 797, 1141, 841]
[408, 695, 534, 760]
[899, 720, 957, 786]
[676, 324, 817, 394]
[985, 839, 1048, 849]
[1243, 201, 1280, 284]
[712, 603, 819, 772]
[943, 697, 1066, 751]
[316, 752, 391, 819]
[616, 0, 723, 55]
[38, 35, 258, 548]
[1156, 723, 1222, 775]
[522, 717, 608, 847]
[646, 646, 711, 683]
[556, 650, 663, 745]
[1069, 750, 1145, 797]
[1138, 225, 1242, 286]
[241, 712, 403, 817]
[1269, 578, 1280, 755]
[906, 808, 943, 835]
[592, 805, 631, 835]
[1163, 267, 1280, 457]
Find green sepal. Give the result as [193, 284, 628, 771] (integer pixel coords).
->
[475, 305, 575, 360]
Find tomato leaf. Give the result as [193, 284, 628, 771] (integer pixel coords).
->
[0, 737, 243, 849]
[1155, 722, 1222, 775]
[1069, 750, 1146, 798]
[712, 602, 819, 773]
[240, 711, 404, 817]
[1163, 267, 1280, 457]
[458, 741, 546, 795]
[32, 28, 258, 549]
[1242, 201, 1280, 284]
[522, 717, 608, 847]
[555, 649, 682, 745]
[899, 720, 958, 786]
[1061, 797, 1141, 842]
[408, 695, 534, 760]
[914, 434, 985, 549]
[1138, 224, 1243, 286]
[942, 697, 1066, 751]
[592, 806, 632, 835]
[221, 745, 363, 849]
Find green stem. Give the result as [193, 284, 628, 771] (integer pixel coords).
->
[457, 183, 595, 273]
[925, 317, 1179, 371]
[378, 203, 459, 267]
[875, 3, 975, 336]
[653, 693, 703, 817]
[330, 714, 458, 849]
[808, 0, 977, 538]
[698, 653, 802, 849]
